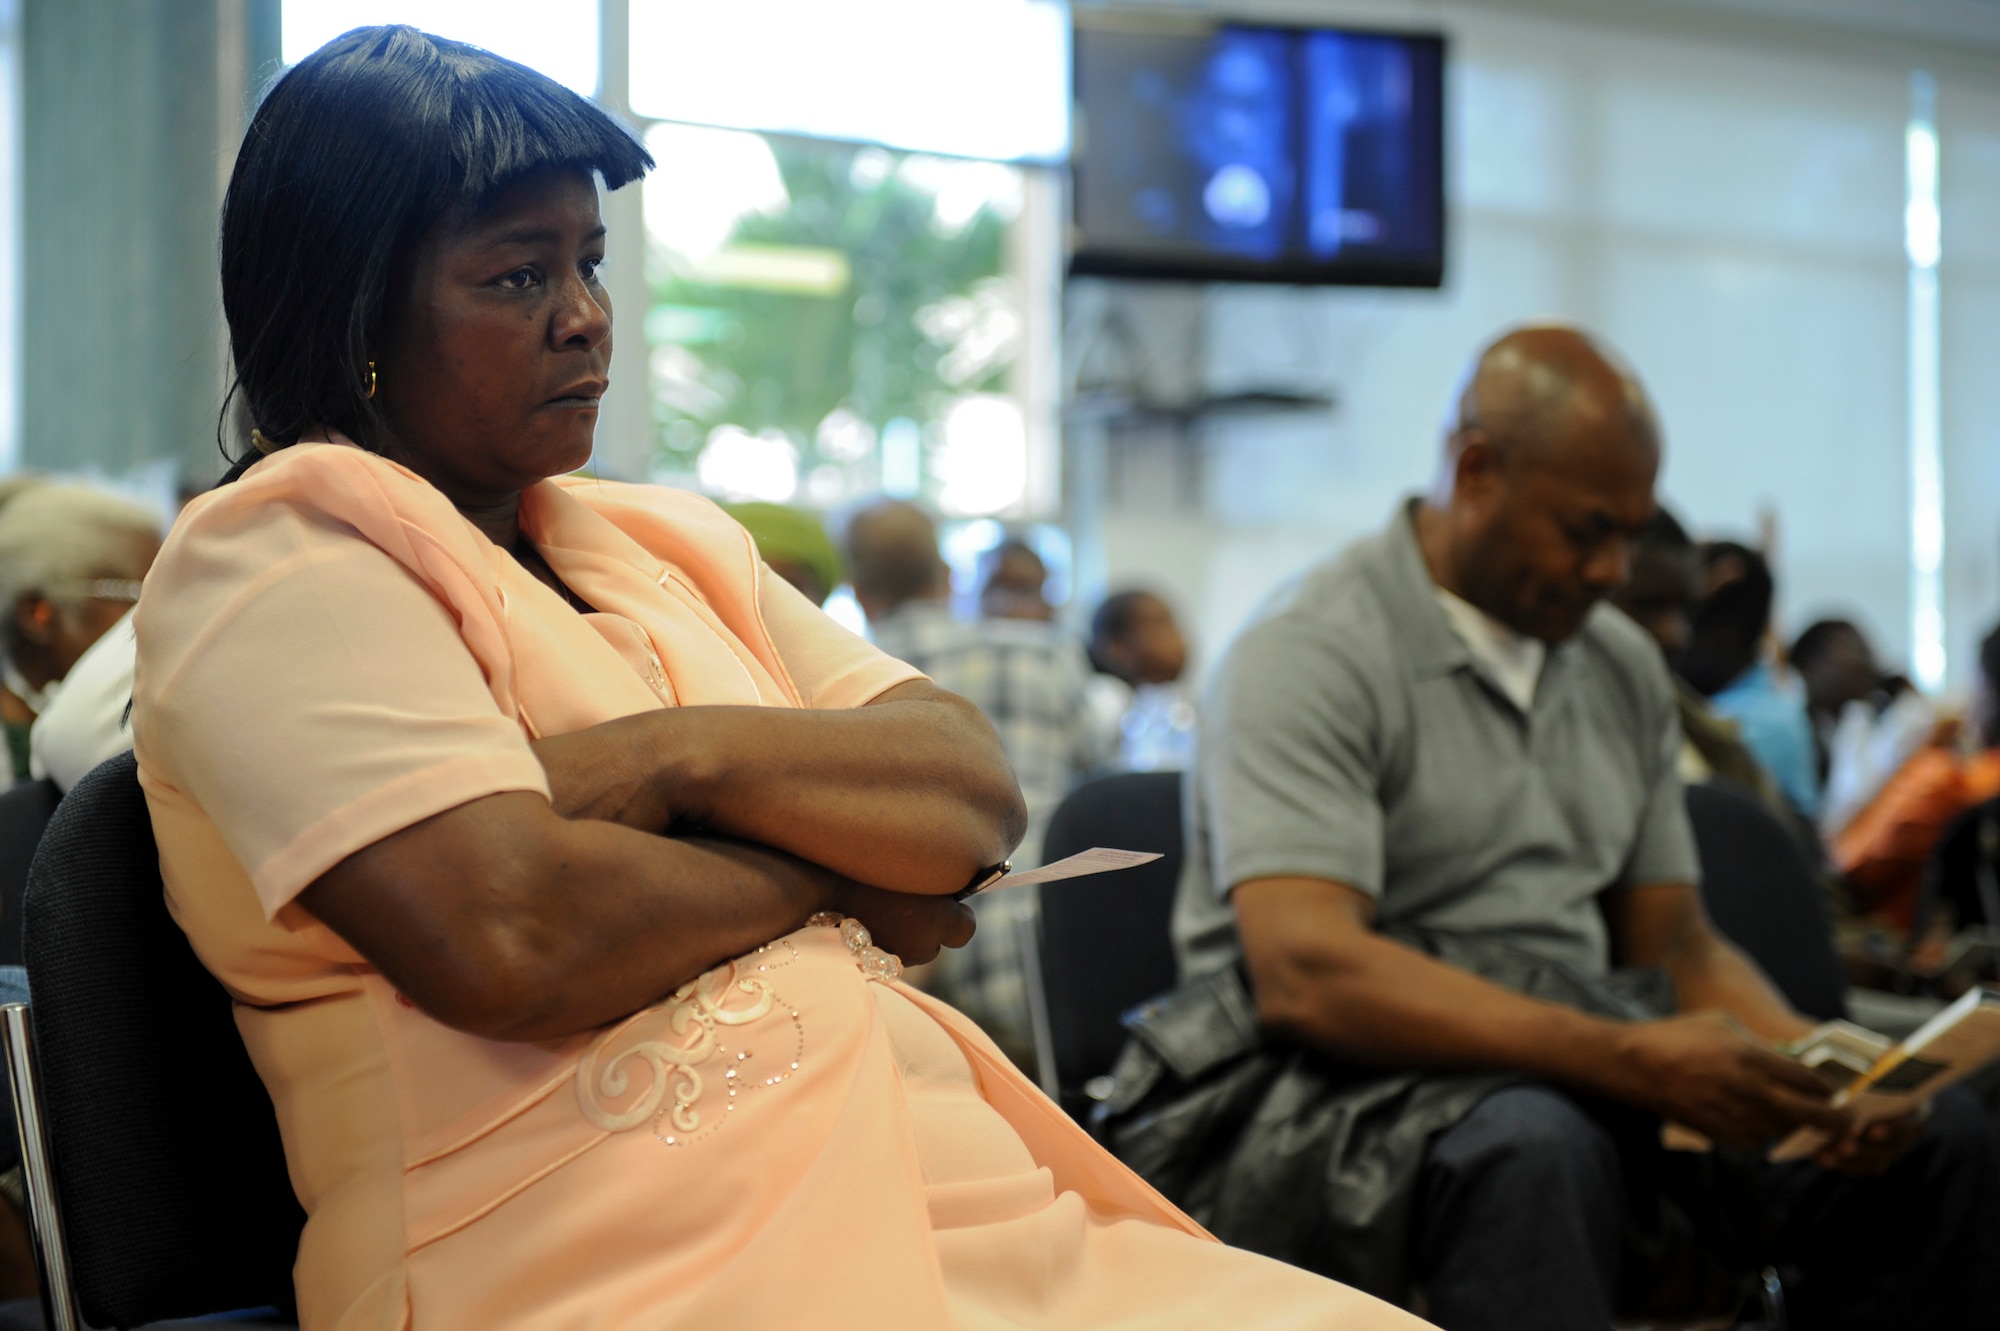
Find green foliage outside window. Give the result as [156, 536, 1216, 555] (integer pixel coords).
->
[648, 134, 1020, 498]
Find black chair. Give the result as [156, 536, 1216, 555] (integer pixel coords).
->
[1684, 781, 1848, 1022]
[3, 753, 302, 1330]
[0, 778, 61, 1183]
[1024, 770, 1185, 1119]
[1915, 794, 2000, 940]
[0, 781, 61, 968]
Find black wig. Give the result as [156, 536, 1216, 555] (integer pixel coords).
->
[218, 26, 652, 464]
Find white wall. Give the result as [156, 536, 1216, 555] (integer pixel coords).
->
[1941, 76, 2000, 696]
[1075, 1, 2000, 695]
[0, 0, 16, 475]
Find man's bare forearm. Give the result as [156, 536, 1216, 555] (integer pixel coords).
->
[1235, 877, 1849, 1147]
[1658, 933, 1812, 1043]
[1608, 882, 1812, 1044]
[1244, 913, 1644, 1097]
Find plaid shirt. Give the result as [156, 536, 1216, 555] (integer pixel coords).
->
[869, 602, 1110, 1065]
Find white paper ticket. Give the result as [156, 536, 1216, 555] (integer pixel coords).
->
[978, 847, 1164, 892]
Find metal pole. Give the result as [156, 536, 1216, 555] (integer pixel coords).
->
[592, 0, 654, 484]
[1906, 69, 1946, 691]
[1, 1004, 81, 1331]
[1015, 891, 1061, 1100]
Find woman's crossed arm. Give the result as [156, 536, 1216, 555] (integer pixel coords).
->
[297, 679, 1017, 1041]
[529, 678, 1028, 896]
[299, 792, 977, 1043]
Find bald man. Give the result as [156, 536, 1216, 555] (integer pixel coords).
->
[1107, 328, 1999, 1330]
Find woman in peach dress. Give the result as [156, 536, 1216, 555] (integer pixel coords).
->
[132, 27, 1431, 1331]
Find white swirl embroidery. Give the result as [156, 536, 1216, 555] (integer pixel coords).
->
[575, 925, 894, 1146]
[575, 961, 784, 1139]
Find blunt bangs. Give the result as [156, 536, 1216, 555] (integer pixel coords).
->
[219, 25, 652, 462]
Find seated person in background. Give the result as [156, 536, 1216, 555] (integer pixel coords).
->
[1791, 618, 1881, 776]
[1606, 507, 1791, 823]
[846, 500, 1108, 1066]
[0, 483, 162, 788]
[1832, 622, 2000, 931]
[1088, 588, 1196, 771]
[1793, 618, 1938, 841]
[1678, 541, 1822, 820]
[132, 30, 1424, 1331]
[0, 481, 162, 1289]
[978, 536, 1056, 622]
[1106, 325, 2000, 1331]
[849, 502, 1107, 854]
[719, 499, 843, 607]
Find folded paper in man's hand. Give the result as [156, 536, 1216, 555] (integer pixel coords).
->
[1769, 986, 2000, 1162]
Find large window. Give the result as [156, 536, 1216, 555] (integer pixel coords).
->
[630, 0, 1067, 519]
[644, 125, 1038, 517]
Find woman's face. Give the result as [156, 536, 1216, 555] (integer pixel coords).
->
[376, 166, 611, 509]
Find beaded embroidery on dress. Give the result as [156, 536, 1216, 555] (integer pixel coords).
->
[574, 917, 908, 1147]
[575, 937, 807, 1145]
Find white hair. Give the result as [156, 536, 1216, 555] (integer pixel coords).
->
[0, 484, 162, 633]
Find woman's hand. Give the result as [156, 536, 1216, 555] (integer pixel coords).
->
[826, 880, 977, 965]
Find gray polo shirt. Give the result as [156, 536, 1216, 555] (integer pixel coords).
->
[1174, 501, 1700, 982]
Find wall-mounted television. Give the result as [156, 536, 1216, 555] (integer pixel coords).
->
[1070, 14, 1446, 288]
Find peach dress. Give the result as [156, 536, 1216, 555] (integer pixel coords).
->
[132, 442, 1428, 1331]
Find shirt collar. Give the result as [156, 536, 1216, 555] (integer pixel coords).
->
[1365, 497, 1582, 699]
[1434, 585, 1542, 660]
[1367, 498, 1475, 680]
[1434, 586, 1546, 712]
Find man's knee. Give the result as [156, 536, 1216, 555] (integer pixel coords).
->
[1416, 1084, 1625, 1311]
[1425, 1084, 1620, 1206]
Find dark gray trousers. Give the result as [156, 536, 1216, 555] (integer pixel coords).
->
[1413, 1082, 2000, 1331]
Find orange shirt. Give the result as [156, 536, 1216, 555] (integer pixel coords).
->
[1833, 747, 2000, 928]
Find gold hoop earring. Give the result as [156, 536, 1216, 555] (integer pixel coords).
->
[366, 361, 378, 399]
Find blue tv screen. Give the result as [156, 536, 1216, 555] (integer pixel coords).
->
[1071, 17, 1446, 287]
